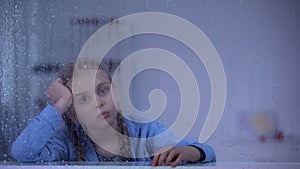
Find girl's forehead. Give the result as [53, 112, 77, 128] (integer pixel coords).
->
[73, 70, 110, 84]
[74, 69, 110, 82]
[72, 69, 110, 94]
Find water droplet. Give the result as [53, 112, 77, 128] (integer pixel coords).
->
[122, 0, 127, 9]
[165, 0, 170, 8]
[146, 0, 152, 10]
[291, 9, 295, 16]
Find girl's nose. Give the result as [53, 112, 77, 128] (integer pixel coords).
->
[97, 97, 105, 108]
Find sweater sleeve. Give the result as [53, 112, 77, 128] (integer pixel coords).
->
[11, 105, 74, 162]
[177, 139, 216, 163]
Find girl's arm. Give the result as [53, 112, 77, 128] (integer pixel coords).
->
[151, 140, 216, 167]
[141, 121, 216, 166]
[11, 105, 75, 162]
[11, 78, 74, 162]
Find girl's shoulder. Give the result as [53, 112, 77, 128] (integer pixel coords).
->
[124, 117, 168, 138]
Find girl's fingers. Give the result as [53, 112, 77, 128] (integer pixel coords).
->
[152, 146, 182, 167]
[151, 154, 159, 166]
[171, 154, 182, 168]
[152, 147, 165, 166]
[165, 150, 176, 165]
[157, 152, 167, 166]
[47, 78, 72, 105]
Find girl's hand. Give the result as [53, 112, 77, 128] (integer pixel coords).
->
[46, 78, 72, 114]
[151, 146, 202, 168]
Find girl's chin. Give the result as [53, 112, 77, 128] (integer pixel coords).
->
[83, 115, 117, 130]
[96, 118, 117, 129]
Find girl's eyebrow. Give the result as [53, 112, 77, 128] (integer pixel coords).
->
[97, 82, 110, 87]
[74, 82, 110, 96]
[73, 91, 88, 97]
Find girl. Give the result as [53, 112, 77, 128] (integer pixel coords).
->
[11, 58, 216, 167]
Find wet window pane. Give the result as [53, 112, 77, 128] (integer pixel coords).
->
[0, 0, 299, 164]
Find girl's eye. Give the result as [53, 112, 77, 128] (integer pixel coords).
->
[97, 86, 110, 97]
[77, 95, 89, 104]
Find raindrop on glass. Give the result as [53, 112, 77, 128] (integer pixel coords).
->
[291, 9, 295, 16]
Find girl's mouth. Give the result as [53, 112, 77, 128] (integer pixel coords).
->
[100, 111, 110, 119]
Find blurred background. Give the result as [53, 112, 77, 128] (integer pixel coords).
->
[0, 0, 299, 162]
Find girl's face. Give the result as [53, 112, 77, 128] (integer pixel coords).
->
[72, 69, 118, 129]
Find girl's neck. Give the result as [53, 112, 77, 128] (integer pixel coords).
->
[86, 120, 120, 155]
